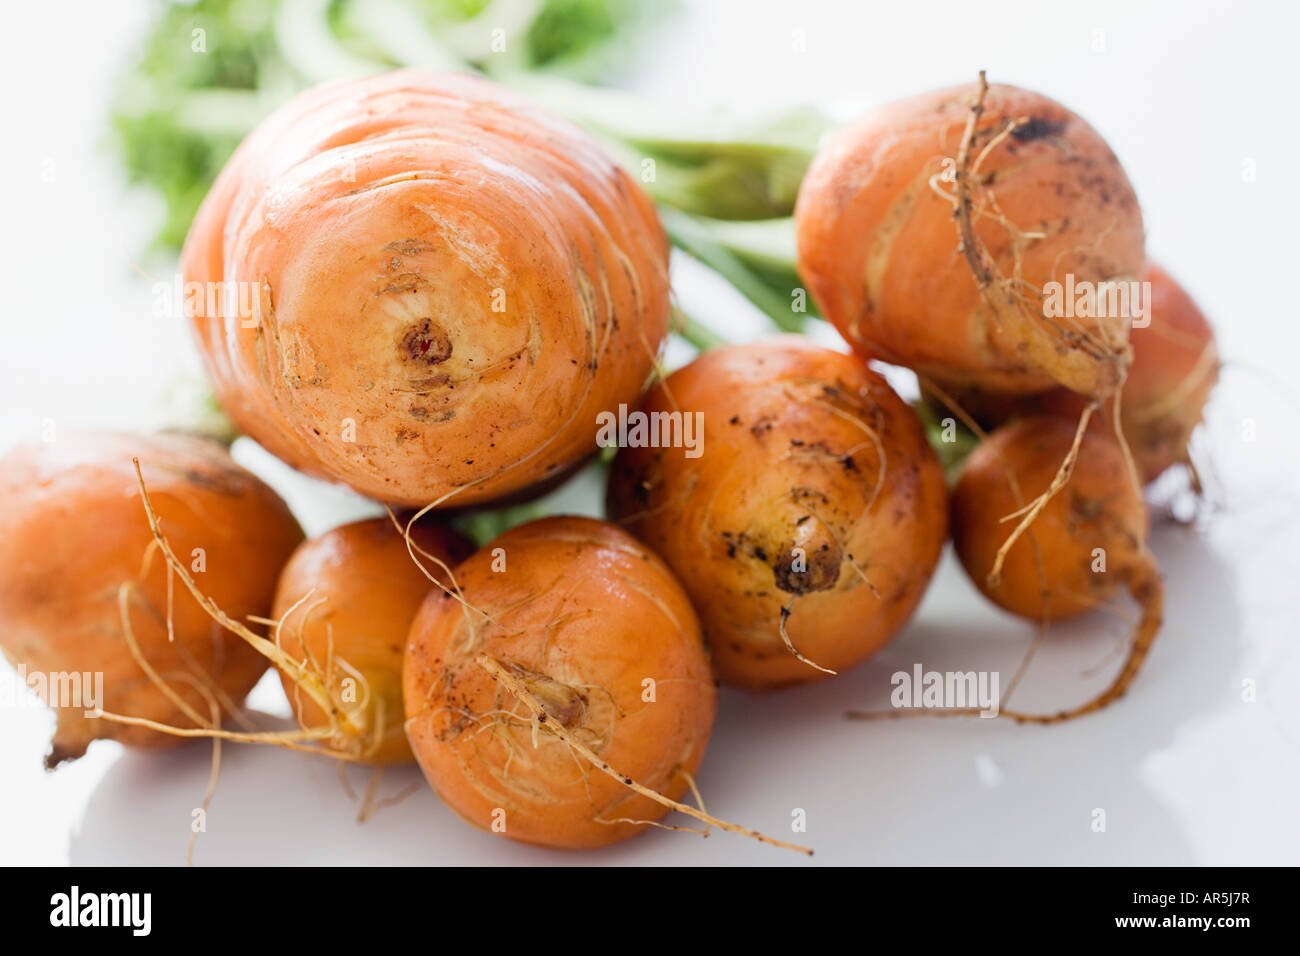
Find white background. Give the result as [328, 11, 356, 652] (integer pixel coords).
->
[1, 0, 1298, 865]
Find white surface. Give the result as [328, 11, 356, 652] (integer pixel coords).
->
[1, 0, 1298, 865]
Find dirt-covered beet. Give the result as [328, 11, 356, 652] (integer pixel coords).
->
[797, 76, 1145, 400]
[607, 337, 948, 690]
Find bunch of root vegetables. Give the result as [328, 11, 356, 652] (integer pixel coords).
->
[0, 69, 1216, 856]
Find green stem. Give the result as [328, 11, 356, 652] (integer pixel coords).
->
[673, 305, 731, 352]
[661, 208, 808, 333]
[680, 215, 800, 277]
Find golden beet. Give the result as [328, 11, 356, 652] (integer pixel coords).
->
[403, 516, 715, 850]
[183, 71, 670, 508]
[271, 517, 472, 765]
[0, 432, 303, 766]
[797, 79, 1145, 398]
[951, 416, 1163, 721]
[1102, 262, 1218, 481]
[933, 262, 1219, 483]
[607, 338, 948, 689]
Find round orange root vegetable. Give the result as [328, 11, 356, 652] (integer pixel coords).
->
[951, 415, 1163, 721]
[183, 70, 670, 508]
[796, 74, 1145, 399]
[0, 432, 303, 767]
[932, 262, 1219, 483]
[607, 338, 948, 690]
[1049, 262, 1218, 482]
[270, 517, 472, 765]
[403, 516, 719, 851]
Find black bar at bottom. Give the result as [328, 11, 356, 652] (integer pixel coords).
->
[0, 866, 1281, 942]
